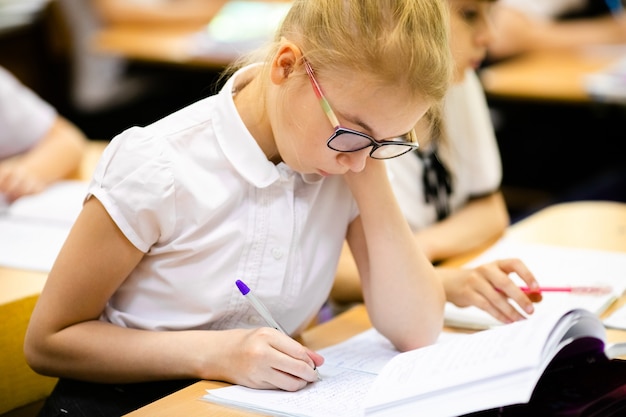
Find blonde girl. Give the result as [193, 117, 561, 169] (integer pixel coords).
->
[26, 1, 452, 415]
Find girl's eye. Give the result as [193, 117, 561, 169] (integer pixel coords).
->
[460, 8, 480, 23]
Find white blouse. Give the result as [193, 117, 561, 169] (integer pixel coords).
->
[89, 66, 358, 335]
[387, 70, 502, 231]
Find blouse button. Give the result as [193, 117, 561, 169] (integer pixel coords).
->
[271, 247, 284, 259]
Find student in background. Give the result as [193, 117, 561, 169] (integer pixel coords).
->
[488, 0, 626, 60]
[331, 0, 540, 325]
[53, 0, 229, 138]
[25, 1, 452, 415]
[0, 66, 86, 203]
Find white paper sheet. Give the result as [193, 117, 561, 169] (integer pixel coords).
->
[0, 180, 87, 271]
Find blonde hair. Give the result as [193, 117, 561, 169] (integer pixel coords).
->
[230, 0, 452, 108]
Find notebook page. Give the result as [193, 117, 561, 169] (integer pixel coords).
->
[204, 329, 466, 417]
[0, 180, 87, 271]
[365, 308, 573, 412]
[206, 365, 375, 417]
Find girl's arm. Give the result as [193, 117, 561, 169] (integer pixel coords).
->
[24, 197, 321, 391]
[416, 192, 509, 262]
[0, 117, 86, 201]
[344, 160, 445, 352]
[488, 6, 626, 60]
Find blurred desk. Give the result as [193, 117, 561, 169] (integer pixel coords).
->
[480, 48, 625, 102]
[74, 139, 109, 182]
[94, 25, 626, 104]
[91, 23, 229, 69]
[124, 200, 626, 417]
[91, 0, 293, 70]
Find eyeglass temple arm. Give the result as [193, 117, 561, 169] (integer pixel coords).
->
[303, 60, 341, 128]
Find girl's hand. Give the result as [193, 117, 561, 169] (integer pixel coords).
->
[0, 163, 46, 202]
[442, 258, 540, 324]
[209, 327, 323, 391]
[342, 158, 389, 200]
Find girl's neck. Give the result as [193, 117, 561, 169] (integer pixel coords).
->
[233, 68, 281, 164]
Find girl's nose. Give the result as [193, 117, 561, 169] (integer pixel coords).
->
[337, 149, 369, 173]
[478, 16, 496, 47]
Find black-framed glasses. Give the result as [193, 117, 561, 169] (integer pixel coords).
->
[303, 59, 419, 160]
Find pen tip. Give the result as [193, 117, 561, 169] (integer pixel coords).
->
[235, 279, 250, 295]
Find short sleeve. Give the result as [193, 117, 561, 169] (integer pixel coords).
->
[88, 128, 177, 252]
[0, 67, 56, 158]
[444, 70, 502, 197]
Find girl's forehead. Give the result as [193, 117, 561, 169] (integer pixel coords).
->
[323, 77, 427, 136]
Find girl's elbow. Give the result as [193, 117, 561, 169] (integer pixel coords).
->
[393, 317, 444, 352]
[394, 332, 439, 353]
[23, 330, 56, 377]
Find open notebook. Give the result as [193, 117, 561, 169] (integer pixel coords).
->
[203, 328, 465, 417]
[0, 180, 87, 271]
[444, 238, 626, 330]
[203, 308, 626, 417]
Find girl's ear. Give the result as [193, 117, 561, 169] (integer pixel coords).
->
[270, 40, 303, 85]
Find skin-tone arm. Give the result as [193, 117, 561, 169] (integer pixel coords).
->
[417, 192, 509, 262]
[331, 191, 540, 324]
[488, 5, 626, 60]
[343, 159, 445, 352]
[24, 197, 322, 392]
[0, 116, 86, 202]
[93, 0, 230, 26]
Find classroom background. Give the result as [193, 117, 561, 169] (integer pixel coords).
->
[2, 0, 624, 222]
[1, 1, 626, 416]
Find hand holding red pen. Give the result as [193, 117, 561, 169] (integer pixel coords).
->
[518, 285, 613, 303]
[443, 257, 541, 324]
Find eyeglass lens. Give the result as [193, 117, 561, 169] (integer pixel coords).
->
[328, 130, 414, 159]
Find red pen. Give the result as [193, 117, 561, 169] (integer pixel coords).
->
[519, 286, 613, 296]
[497, 286, 613, 303]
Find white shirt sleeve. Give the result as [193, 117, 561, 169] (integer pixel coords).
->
[443, 70, 502, 198]
[387, 70, 502, 231]
[0, 66, 57, 159]
[88, 129, 177, 252]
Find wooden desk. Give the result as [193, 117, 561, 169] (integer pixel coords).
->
[480, 48, 625, 102]
[92, 23, 230, 70]
[125, 200, 626, 417]
[91, 1, 292, 70]
[93, 21, 626, 104]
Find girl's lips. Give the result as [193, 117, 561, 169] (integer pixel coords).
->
[471, 54, 486, 69]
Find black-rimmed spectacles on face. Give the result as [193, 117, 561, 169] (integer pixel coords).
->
[303, 59, 419, 160]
